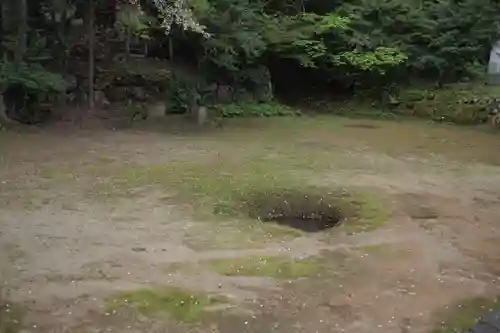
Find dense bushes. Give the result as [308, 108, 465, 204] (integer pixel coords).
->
[1, 0, 500, 123]
[339, 0, 500, 84]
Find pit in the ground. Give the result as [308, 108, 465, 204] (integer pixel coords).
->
[246, 190, 343, 232]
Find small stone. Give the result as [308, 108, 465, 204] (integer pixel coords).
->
[132, 247, 147, 252]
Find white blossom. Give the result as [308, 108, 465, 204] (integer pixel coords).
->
[152, 0, 210, 38]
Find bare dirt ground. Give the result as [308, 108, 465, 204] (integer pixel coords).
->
[1, 116, 500, 333]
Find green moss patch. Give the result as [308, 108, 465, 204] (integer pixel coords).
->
[432, 296, 500, 333]
[0, 298, 23, 333]
[207, 255, 322, 279]
[339, 191, 389, 235]
[107, 286, 226, 323]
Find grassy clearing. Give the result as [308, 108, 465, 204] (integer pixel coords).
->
[107, 286, 226, 323]
[207, 255, 322, 279]
[432, 296, 500, 333]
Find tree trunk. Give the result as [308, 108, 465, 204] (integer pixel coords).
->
[57, 0, 68, 108]
[125, 26, 131, 61]
[168, 37, 174, 61]
[54, 0, 68, 71]
[1, 0, 16, 45]
[88, 0, 95, 110]
[14, 0, 27, 66]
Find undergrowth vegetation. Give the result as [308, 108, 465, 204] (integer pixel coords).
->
[216, 102, 301, 118]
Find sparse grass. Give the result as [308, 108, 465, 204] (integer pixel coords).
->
[184, 219, 301, 250]
[432, 296, 500, 333]
[338, 191, 390, 235]
[101, 159, 389, 241]
[207, 255, 322, 279]
[107, 286, 226, 323]
[0, 296, 23, 333]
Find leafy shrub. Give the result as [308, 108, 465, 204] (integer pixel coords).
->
[0, 60, 66, 123]
[0, 61, 66, 93]
[216, 101, 300, 118]
[165, 71, 205, 114]
[338, 0, 500, 83]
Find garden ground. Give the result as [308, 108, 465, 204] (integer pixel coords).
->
[1, 115, 500, 333]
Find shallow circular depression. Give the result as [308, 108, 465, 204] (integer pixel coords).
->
[245, 190, 344, 232]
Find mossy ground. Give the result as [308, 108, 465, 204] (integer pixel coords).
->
[107, 163, 389, 238]
[432, 296, 500, 333]
[0, 297, 23, 333]
[206, 255, 323, 279]
[107, 286, 226, 323]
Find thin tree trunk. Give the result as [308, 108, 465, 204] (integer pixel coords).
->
[56, 0, 68, 71]
[125, 26, 131, 61]
[88, 0, 95, 110]
[14, 0, 27, 66]
[168, 37, 174, 61]
[59, 1, 68, 108]
[2, 0, 16, 56]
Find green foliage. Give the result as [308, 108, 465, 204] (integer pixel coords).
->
[338, 0, 500, 82]
[0, 30, 65, 97]
[165, 71, 206, 114]
[216, 101, 300, 118]
[332, 47, 407, 74]
[115, 4, 152, 39]
[0, 60, 66, 93]
[2, 0, 498, 126]
[261, 12, 351, 68]
[198, 0, 267, 73]
[396, 82, 500, 124]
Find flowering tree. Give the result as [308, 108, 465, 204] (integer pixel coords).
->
[151, 0, 209, 37]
